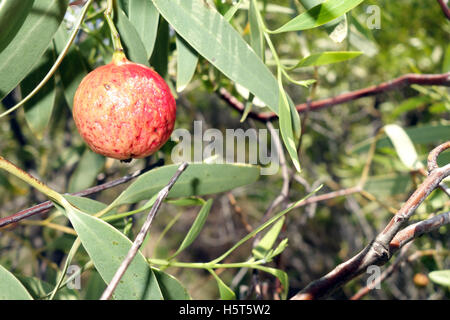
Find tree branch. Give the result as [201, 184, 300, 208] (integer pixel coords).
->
[0, 159, 164, 228]
[218, 73, 450, 122]
[291, 142, 450, 300]
[437, 0, 450, 19]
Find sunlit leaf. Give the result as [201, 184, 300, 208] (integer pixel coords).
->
[129, 0, 159, 59]
[272, 0, 364, 33]
[0, 265, 33, 300]
[176, 35, 198, 92]
[153, 0, 280, 113]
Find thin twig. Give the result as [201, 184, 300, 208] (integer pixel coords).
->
[0, 159, 164, 228]
[350, 242, 413, 300]
[218, 73, 450, 122]
[100, 162, 188, 300]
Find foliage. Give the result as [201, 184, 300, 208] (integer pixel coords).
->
[0, 0, 448, 300]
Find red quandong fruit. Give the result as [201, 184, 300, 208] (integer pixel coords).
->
[72, 51, 176, 161]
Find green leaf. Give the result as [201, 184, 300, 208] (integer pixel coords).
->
[278, 76, 301, 172]
[383, 124, 424, 171]
[271, 238, 288, 258]
[253, 217, 285, 260]
[84, 271, 106, 300]
[254, 265, 288, 299]
[153, 0, 280, 113]
[53, 24, 88, 110]
[63, 206, 164, 300]
[289, 51, 362, 69]
[171, 199, 213, 259]
[352, 123, 450, 154]
[288, 95, 301, 142]
[272, 0, 364, 33]
[208, 269, 236, 300]
[16, 275, 78, 300]
[110, 163, 260, 208]
[68, 148, 105, 193]
[129, 0, 160, 59]
[149, 18, 170, 77]
[223, 0, 243, 21]
[152, 268, 191, 299]
[0, 264, 33, 300]
[429, 270, 450, 287]
[249, 0, 264, 59]
[443, 44, 450, 73]
[176, 35, 198, 92]
[64, 195, 108, 214]
[0, 0, 69, 99]
[166, 197, 205, 206]
[115, 7, 149, 66]
[21, 49, 56, 137]
[0, 0, 34, 52]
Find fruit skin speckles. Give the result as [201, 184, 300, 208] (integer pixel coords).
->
[72, 52, 176, 160]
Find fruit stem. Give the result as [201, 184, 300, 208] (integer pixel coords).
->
[104, 0, 124, 54]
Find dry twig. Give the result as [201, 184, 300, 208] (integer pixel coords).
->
[100, 162, 188, 300]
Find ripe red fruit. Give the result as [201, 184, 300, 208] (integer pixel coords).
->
[73, 52, 176, 160]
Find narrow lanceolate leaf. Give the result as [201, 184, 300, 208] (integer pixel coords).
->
[149, 18, 170, 78]
[223, 0, 244, 21]
[0, 0, 69, 100]
[129, 0, 160, 59]
[383, 124, 424, 171]
[249, 0, 264, 60]
[171, 199, 213, 258]
[111, 163, 260, 208]
[352, 123, 450, 154]
[208, 269, 236, 300]
[21, 49, 56, 137]
[68, 148, 105, 193]
[253, 217, 285, 260]
[272, 0, 364, 33]
[152, 268, 191, 299]
[64, 206, 164, 300]
[115, 7, 149, 66]
[255, 266, 288, 299]
[176, 35, 199, 92]
[153, 0, 280, 113]
[53, 25, 88, 110]
[0, 265, 33, 300]
[429, 270, 450, 287]
[290, 51, 362, 69]
[0, 0, 34, 52]
[278, 78, 301, 172]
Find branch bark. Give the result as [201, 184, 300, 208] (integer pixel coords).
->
[291, 142, 450, 300]
[218, 73, 450, 122]
[0, 159, 164, 228]
[437, 0, 450, 19]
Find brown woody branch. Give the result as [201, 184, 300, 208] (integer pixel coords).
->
[291, 142, 450, 300]
[218, 73, 450, 122]
[437, 0, 450, 19]
[0, 159, 164, 228]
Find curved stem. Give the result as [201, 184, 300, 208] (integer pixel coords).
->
[0, 0, 94, 118]
[104, 0, 124, 53]
[0, 156, 65, 205]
